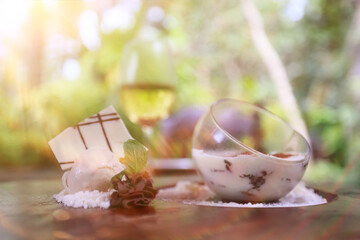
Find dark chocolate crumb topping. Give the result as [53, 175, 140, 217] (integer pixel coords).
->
[210, 160, 233, 173]
[224, 159, 232, 173]
[240, 171, 273, 194]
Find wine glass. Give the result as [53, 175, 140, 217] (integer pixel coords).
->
[119, 37, 176, 151]
[192, 99, 311, 203]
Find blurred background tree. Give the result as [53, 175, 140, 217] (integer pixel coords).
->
[0, 0, 359, 186]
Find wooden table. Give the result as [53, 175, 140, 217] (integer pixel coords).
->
[0, 171, 359, 240]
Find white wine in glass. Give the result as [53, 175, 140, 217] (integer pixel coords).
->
[120, 83, 175, 127]
[119, 37, 176, 139]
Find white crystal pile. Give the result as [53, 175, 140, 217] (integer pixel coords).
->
[54, 190, 113, 209]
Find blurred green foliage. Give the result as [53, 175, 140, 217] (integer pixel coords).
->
[0, 0, 360, 185]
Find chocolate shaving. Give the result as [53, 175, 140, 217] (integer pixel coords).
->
[241, 152, 255, 156]
[271, 153, 295, 158]
[240, 171, 272, 194]
[224, 159, 232, 173]
[110, 171, 158, 208]
[210, 160, 233, 173]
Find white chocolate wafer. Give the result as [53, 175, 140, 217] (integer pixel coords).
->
[49, 106, 133, 170]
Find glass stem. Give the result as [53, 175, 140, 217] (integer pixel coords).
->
[142, 125, 154, 156]
[142, 125, 155, 170]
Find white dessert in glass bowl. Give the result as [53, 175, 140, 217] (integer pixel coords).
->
[192, 149, 308, 202]
[192, 99, 311, 203]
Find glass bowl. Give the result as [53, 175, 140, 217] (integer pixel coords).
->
[192, 99, 311, 203]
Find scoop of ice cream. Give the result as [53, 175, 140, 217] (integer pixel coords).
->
[62, 147, 125, 194]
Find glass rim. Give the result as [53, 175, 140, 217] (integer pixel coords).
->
[209, 98, 311, 164]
